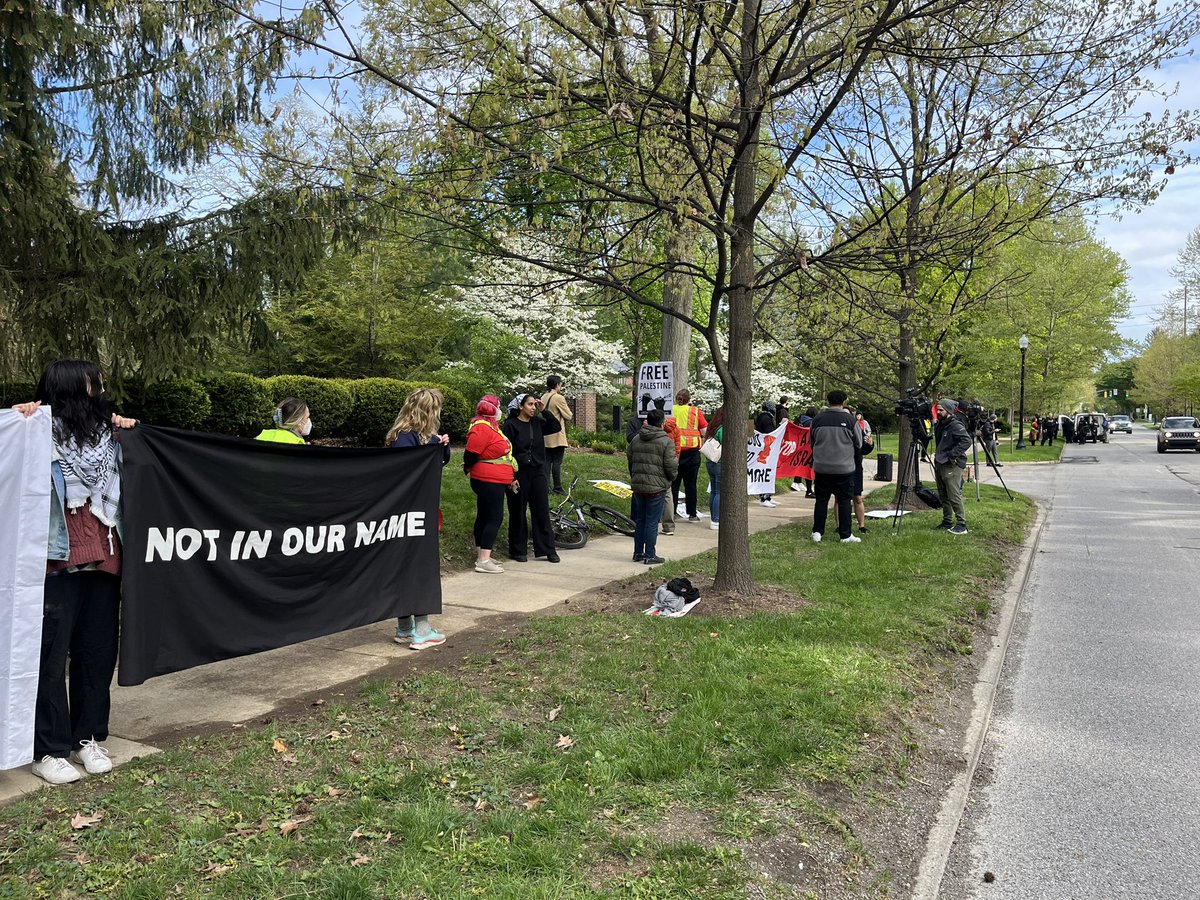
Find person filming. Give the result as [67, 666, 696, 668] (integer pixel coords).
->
[933, 399, 972, 535]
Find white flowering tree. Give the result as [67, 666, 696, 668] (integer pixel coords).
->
[447, 236, 628, 396]
[690, 336, 816, 415]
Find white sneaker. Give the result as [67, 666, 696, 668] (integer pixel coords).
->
[32, 755, 81, 785]
[474, 558, 504, 574]
[709, 521, 720, 530]
[790, 483, 802, 492]
[71, 739, 113, 774]
[840, 535, 862, 544]
[812, 532, 822, 543]
[760, 499, 779, 508]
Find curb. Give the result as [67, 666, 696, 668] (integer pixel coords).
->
[910, 501, 1049, 900]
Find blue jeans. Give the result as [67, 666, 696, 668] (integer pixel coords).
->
[705, 459, 721, 522]
[631, 491, 667, 558]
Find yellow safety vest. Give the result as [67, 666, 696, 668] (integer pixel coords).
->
[672, 404, 703, 450]
[468, 418, 519, 472]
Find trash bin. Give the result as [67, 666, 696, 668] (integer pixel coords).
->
[875, 453, 893, 482]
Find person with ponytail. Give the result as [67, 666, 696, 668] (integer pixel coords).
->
[256, 398, 311, 444]
[385, 388, 450, 649]
[11, 360, 137, 785]
[462, 394, 515, 574]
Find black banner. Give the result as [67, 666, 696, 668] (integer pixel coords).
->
[117, 426, 443, 685]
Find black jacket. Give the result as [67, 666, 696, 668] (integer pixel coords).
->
[934, 413, 972, 467]
[501, 410, 562, 470]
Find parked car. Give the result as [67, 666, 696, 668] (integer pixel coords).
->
[1074, 412, 1108, 443]
[1109, 415, 1133, 434]
[1156, 416, 1200, 453]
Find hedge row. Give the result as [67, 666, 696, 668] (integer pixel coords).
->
[3, 375, 470, 443]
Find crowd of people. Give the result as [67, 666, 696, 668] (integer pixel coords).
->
[9, 359, 916, 788]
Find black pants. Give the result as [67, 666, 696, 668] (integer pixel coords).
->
[544, 446, 566, 492]
[672, 449, 702, 517]
[36, 571, 121, 759]
[813, 472, 854, 539]
[471, 480, 508, 550]
[507, 468, 556, 557]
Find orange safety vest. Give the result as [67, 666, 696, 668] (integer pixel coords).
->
[672, 404, 703, 450]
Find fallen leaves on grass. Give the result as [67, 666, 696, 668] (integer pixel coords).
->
[70, 812, 103, 830]
[548, 705, 562, 721]
[272, 739, 289, 754]
[555, 734, 575, 750]
[325, 786, 344, 798]
[278, 815, 312, 837]
[522, 794, 546, 810]
[199, 861, 236, 879]
[350, 853, 371, 867]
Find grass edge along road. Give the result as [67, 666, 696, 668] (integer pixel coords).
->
[0, 485, 1034, 899]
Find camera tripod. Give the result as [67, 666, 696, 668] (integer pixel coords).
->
[969, 433, 1013, 501]
[891, 420, 934, 531]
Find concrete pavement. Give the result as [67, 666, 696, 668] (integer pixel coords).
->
[939, 426, 1200, 898]
[1, 488, 819, 802]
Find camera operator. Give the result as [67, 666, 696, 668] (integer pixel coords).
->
[933, 399, 972, 535]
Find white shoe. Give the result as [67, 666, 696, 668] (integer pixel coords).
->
[790, 483, 802, 492]
[32, 755, 81, 785]
[840, 535, 862, 543]
[71, 739, 113, 774]
[474, 558, 504, 574]
[710, 521, 720, 530]
[760, 499, 779, 508]
[812, 532, 822, 542]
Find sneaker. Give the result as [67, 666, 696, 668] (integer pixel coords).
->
[410, 629, 447, 650]
[933, 522, 951, 531]
[790, 483, 802, 492]
[949, 524, 969, 535]
[709, 521, 720, 530]
[661, 528, 674, 535]
[475, 558, 504, 574]
[509, 554, 528, 563]
[70, 739, 112, 775]
[840, 534, 862, 544]
[804, 491, 815, 499]
[394, 624, 415, 645]
[688, 516, 701, 523]
[760, 499, 779, 508]
[32, 755, 81, 785]
[643, 556, 667, 565]
[536, 553, 561, 563]
[858, 526, 869, 534]
[633, 553, 645, 562]
[812, 532, 822, 543]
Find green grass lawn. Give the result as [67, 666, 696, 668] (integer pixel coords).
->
[0, 486, 1033, 899]
[992, 437, 1065, 463]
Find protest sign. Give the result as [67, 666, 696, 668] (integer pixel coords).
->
[635, 361, 674, 420]
[745, 423, 788, 495]
[776, 422, 814, 480]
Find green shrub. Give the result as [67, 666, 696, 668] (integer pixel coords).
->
[137, 378, 211, 430]
[264, 375, 353, 438]
[199, 373, 273, 437]
[589, 441, 618, 454]
[0, 381, 37, 407]
[344, 378, 412, 445]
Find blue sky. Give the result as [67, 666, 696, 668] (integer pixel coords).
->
[1092, 44, 1200, 348]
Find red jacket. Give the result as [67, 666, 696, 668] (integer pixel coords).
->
[465, 417, 516, 484]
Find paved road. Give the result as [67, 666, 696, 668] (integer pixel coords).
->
[941, 427, 1200, 899]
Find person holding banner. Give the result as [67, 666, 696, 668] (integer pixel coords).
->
[464, 395, 514, 574]
[387, 388, 451, 649]
[11, 360, 137, 785]
[256, 397, 311, 444]
[755, 402, 780, 507]
[502, 392, 562, 564]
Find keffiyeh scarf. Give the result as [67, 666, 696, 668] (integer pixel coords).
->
[54, 426, 121, 527]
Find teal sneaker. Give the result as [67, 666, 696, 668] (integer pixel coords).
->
[394, 621, 415, 645]
[411, 628, 447, 650]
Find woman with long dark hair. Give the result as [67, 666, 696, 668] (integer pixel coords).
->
[11, 360, 136, 785]
[502, 392, 562, 563]
[703, 407, 724, 531]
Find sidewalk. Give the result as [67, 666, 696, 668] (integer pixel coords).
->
[1, 488, 823, 803]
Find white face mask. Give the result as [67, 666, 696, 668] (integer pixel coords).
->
[301, 418, 313, 437]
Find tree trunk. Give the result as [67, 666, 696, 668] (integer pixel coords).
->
[661, 223, 694, 392]
[712, 0, 760, 595]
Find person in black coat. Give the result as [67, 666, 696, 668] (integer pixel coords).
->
[502, 392, 563, 563]
[755, 401, 779, 507]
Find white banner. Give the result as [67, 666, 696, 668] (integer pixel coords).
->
[0, 408, 51, 769]
[635, 361, 674, 420]
[746, 423, 787, 495]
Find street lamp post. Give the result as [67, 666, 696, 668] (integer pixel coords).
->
[1016, 334, 1029, 450]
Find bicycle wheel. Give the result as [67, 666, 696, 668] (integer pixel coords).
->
[551, 516, 589, 549]
[587, 504, 637, 537]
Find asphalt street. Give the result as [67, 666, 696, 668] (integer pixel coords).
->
[940, 427, 1200, 899]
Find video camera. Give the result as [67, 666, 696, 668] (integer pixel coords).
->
[894, 389, 933, 445]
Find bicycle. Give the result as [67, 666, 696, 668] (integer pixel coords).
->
[550, 475, 638, 549]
